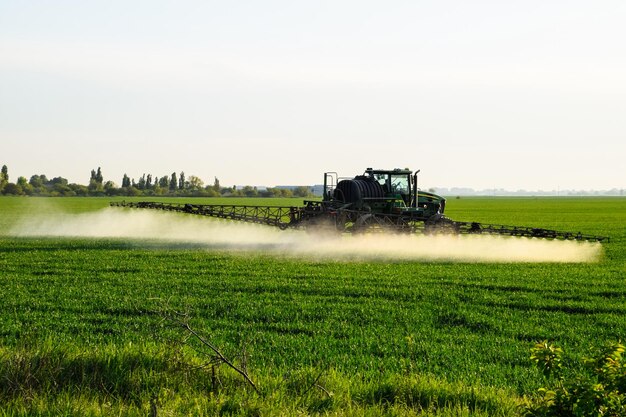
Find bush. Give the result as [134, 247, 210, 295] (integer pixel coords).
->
[521, 341, 626, 416]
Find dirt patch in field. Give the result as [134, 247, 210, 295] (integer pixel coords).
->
[10, 208, 602, 263]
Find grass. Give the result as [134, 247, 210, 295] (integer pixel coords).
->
[0, 196, 625, 415]
[0, 340, 517, 416]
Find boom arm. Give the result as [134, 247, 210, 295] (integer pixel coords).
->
[111, 201, 608, 242]
[110, 201, 304, 229]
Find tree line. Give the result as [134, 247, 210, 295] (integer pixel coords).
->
[0, 165, 312, 198]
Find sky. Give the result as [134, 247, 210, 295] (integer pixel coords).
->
[1, 1, 625, 190]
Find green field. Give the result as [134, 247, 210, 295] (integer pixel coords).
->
[1, 197, 625, 416]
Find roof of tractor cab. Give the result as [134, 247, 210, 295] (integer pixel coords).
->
[365, 168, 413, 175]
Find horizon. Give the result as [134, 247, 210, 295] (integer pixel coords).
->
[2, 1, 625, 190]
[1, 163, 623, 195]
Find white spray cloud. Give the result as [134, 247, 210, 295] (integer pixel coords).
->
[9, 208, 601, 263]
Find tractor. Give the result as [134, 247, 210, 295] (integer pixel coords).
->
[111, 168, 607, 242]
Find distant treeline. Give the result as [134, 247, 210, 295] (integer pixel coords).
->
[0, 165, 312, 198]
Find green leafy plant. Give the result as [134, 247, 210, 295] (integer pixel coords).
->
[522, 341, 626, 417]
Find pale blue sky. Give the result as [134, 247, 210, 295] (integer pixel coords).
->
[1, 1, 625, 190]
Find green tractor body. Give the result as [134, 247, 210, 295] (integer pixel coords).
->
[323, 168, 445, 221]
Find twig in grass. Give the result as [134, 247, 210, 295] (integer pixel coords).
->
[314, 381, 333, 399]
[154, 300, 259, 395]
[178, 321, 260, 394]
[296, 367, 333, 407]
[300, 369, 326, 398]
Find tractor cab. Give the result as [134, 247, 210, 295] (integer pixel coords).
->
[324, 167, 446, 219]
[364, 168, 412, 208]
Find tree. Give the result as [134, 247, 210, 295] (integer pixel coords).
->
[146, 174, 153, 189]
[69, 183, 89, 196]
[204, 186, 220, 197]
[88, 179, 103, 194]
[242, 185, 257, 197]
[188, 175, 204, 190]
[2, 183, 22, 195]
[125, 186, 141, 197]
[267, 188, 279, 197]
[169, 172, 177, 191]
[213, 177, 220, 193]
[90, 167, 103, 185]
[52, 182, 73, 196]
[104, 181, 118, 196]
[178, 171, 185, 190]
[121, 174, 131, 188]
[27, 174, 50, 195]
[293, 186, 311, 197]
[88, 169, 104, 193]
[0, 165, 8, 192]
[17, 177, 33, 195]
[50, 177, 68, 186]
[137, 174, 146, 190]
[29, 175, 45, 188]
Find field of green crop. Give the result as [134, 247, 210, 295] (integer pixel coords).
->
[1, 196, 625, 416]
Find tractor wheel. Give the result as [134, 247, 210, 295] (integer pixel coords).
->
[334, 211, 348, 232]
[424, 215, 458, 235]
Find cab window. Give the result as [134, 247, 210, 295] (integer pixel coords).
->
[390, 175, 409, 195]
